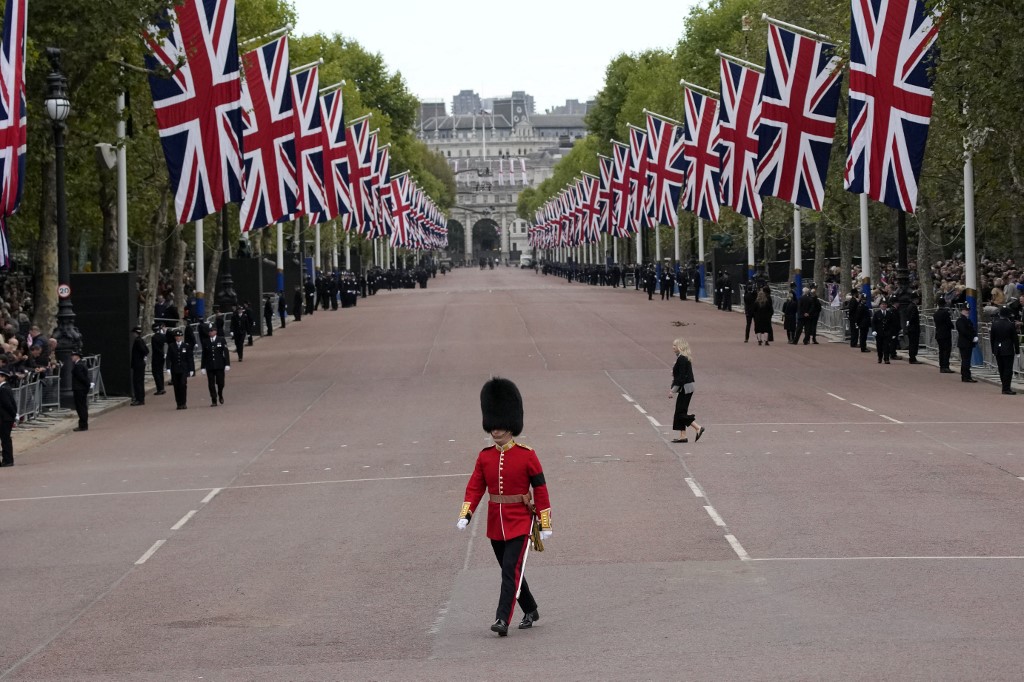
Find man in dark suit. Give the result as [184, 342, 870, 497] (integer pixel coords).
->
[932, 297, 954, 373]
[990, 307, 1020, 395]
[872, 299, 897, 364]
[0, 369, 17, 466]
[200, 325, 232, 406]
[130, 326, 149, 405]
[263, 296, 274, 336]
[165, 328, 196, 409]
[150, 321, 167, 395]
[904, 298, 922, 364]
[847, 291, 861, 348]
[954, 306, 978, 383]
[70, 350, 91, 431]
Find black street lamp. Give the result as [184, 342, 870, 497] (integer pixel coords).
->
[44, 48, 82, 404]
[214, 204, 237, 311]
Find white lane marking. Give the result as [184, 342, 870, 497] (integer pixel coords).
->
[684, 478, 704, 498]
[135, 540, 166, 565]
[850, 403, 875, 413]
[633, 404, 648, 415]
[751, 555, 1024, 562]
[725, 534, 750, 561]
[201, 488, 222, 504]
[0, 474, 472, 504]
[170, 510, 197, 531]
[880, 415, 903, 424]
[646, 416, 662, 428]
[1018, 477, 1024, 482]
[622, 394, 634, 403]
[704, 505, 726, 527]
[826, 393, 846, 401]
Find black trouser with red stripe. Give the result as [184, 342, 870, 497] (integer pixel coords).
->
[491, 535, 537, 624]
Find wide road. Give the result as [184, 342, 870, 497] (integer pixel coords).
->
[2, 267, 1023, 680]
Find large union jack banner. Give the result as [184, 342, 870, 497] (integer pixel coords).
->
[596, 155, 613, 236]
[0, 0, 27, 266]
[580, 173, 603, 244]
[644, 111, 686, 228]
[238, 36, 296, 233]
[717, 58, 764, 220]
[319, 88, 350, 224]
[627, 125, 652, 231]
[342, 116, 375, 233]
[144, 0, 244, 224]
[682, 87, 722, 223]
[755, 23, 842, 211]
[610, 142, 634, 237]
[291, 65, 328, 221]
[388, 171, 411, 247]
[844, 0, 939, 213]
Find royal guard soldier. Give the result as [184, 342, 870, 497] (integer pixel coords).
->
[457, 377, 553, 637]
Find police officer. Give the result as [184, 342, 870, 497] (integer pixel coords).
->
[70, 350, 91, 431]
[151, 321, 167, 395]
[165, 328, 196, 409]
[130, 325, 148, 406]
[872, 299, 897, 364]
[905, 297, 922, 364]
[200, 324, 231, 406]
[990, 307, 1020, 394]
[263, 295, 274, 336]
[954, 306, 978, 383]
[933, 297, 954, 373]
[0, 369, 17, 466]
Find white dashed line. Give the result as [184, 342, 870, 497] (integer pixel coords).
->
[880, 415, 903, 424]
[850, 403, 875, 412]
[200, 488, 221, 504]
[826, 393, 846, 401]
[135, 540, 166, 565]
[170, 510, 197, 530]
[646, 416, 662, 428]
[684, 478, 704, 498]
[622, 394, 634, 403]
[704, 505, 726, 527]
[633, 404, 648, 415]
[725, 534, 750, 561]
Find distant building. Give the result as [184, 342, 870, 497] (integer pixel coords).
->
[452, 89, 481, 116]
[547, 99, 594, 115]
[418, 100, 447, 127]
[511, 90, 535, 115]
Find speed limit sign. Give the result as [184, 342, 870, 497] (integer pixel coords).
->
[57, 284, 71, 299]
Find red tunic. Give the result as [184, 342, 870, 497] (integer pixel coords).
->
[462, 442, 552, 541]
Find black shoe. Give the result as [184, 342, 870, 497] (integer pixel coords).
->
[211, 401, 218, 407]
[1002, 390, 1017, 395]
[884, 360, 890, 364]
[0, 461, 13, 467]
[218, 395, 224, 404]
[155, 390, 166, 395]
[811, 340, 819, 344]
[861, 349, 871, 353]
[909, 360, 922, 364]
[518, 610, 540, 629]
[73, 427, 87, 432]
[878, 359, 882, 363]
[490, 619, 508, 636]
[765, 342, 770, 346]
[940, 369, 955, 373]
[962, 378, 977, 383]
[177, 405, 188, 410]
[130, 401, 142, 406]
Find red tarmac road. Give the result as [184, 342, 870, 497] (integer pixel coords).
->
[1, 267, 1023, 680]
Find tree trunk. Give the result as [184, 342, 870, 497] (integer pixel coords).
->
[33, 158, 58, 335]
[813, 218, 826, 292]
[840, 220, 853, 296]
[96, 148, 117, 272]
[140, 190, 170, 334]
[916, 195, 939, 311]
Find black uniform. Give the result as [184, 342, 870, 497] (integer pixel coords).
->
[151, 327, 167, 394]
[71, 357, 90, 430]
[231, 306, 249, 361]
[277, 292, 287, 328]
[848, 297, 861, 348]
[990, 313, 1020, 393]
[131, 333, 149, 405]
[263, 298, 274, 336]
[904, 302, 921, 363]
[872, 306, 899, 363]
[200, 333, 231, 405]
[293, 287, 303, 322]
[954, 312, 977, 382]
[0, 376, 17, 466]
[743, 287, 758, 342]
[166, 335, 196, 408]
[932, 305, 954, 372]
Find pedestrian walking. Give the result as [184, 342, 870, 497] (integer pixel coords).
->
[456, 378, 553, 637]
[151, 321, 167, 395]
[955, 306, 978, 383]
[753, 290, 774, 346]
[165, 328, 196, 409]
[782, 292, 798, 343]
[905, 297, 922, 364]
[293, 286, 303, 322]
[263, 296, 274, 336]
[277, 290, 287, 328]
[669, 338, 705, 443]
[990, 307, 1019, 394]
[872, 299, 898, 364]
[130, 325, 148, 405]
[70, 350, 91, 431]
[933, 298, 954, 373]
[0, 369, 17, 466]
[231, 304, 248, 361]
[200, 325, 231, 406]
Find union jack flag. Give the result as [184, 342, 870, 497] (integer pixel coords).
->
[627, 125, 651, 230]
[755, 23, 842, 211]
[609, 141, 633, 237]
[343, 116, 375, 233]
[319, 88, 349, 224]
[845, 0, 939, 213]
[291, 65, 328, 222]
[717, 58, 764, 220]
[388, 171, 411, 247]
[597, 155, 613, 235]
[682, 87, 722, 223]
[0, 0, 27, 266]
[369, 143, 392, 239]
[144, 0, 244, 224]
[581, 173, 602, 243]
[238, 36, 296, 233]
[644, 111, 686, 228]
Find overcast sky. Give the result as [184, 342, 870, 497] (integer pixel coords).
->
[292, 0, 702, 113]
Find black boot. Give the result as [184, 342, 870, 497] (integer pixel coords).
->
[518, 610, 539, 629]
[490, 619, 508, 636]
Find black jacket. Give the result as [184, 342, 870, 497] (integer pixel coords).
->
[131, 335, 149, 369]
[71, 360, 90, 394]
[166, 340, 195, 375]
[904, 304, 921, 335]
[151, 331, 166, 368]
[671, 354, 695, 390]
[932, 308, 953, 342]
[201, 335, 232, 371]
[872, 309, 899, 338]
[954, 314, 977, 350]
[990, 317, 1020, 357]
[0, 382, 16, 421]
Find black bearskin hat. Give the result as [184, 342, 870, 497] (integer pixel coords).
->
[480, 377, 524, 436]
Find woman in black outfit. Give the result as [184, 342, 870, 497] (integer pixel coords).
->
[753, 289, 775, 345]
[669, 338, 705, 443]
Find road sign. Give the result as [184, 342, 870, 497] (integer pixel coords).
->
[57, 284, 71, 299]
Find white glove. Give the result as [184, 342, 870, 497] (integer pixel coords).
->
[540, 530, 553, 541]
[165, 368, 171, 373]
[871, 331, 877, 337]
[89, 383, 95, 389]
[201, 369, 207, 375]
[456, 518, 469, 530]
[225, 366, 230, 372]
[973, 336, 979, 343]
[189, 371, 195, 377]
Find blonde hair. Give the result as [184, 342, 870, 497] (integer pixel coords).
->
[672, 337, 693, 360]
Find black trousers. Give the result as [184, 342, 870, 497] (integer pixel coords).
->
[279, 312, 286, 328]
[849, 322, 859, 347]
[151, 362, 165, 393]
[672, 391, 695, 431]
[206, 369, 225, 403]
[996, 354, 1014, 390]
[907, 331, 920, 361]
[234, 336, 244, 361]
[490, 535, 537, 624]
[171, 372, 189, 407]
[877, 335, 893, 362]
[0, 419, 13, 465]
[73, 389, 88, 429]
[959, 347, 972, 380]
[859, 324, 870, 351]
[131, 365, 146, 403]
[745, 314, 754, 341]
[265, 316, 273, 336]
[937, 339, 952, 370]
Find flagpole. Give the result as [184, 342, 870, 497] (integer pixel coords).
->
[761, 13, 832, 42]
[859, 193, 871, 305]
[747, 217, 755, 280]
[238, 24, 291, 49]
[678, 79, 719, 99]
[715, 50, 765, 73]
[332, 222, 338, 271]
[116, 90, 129, 272]
[194, 219, 205, 317]
[315, 222, 321, 275]
[613, 236, 618, 265]
[793, 206, 803, 298]
[276, 223, 284, 293]
[345, 230, 351, 271]
[698, 217, 706, 298]
[964, 143, 980, 365]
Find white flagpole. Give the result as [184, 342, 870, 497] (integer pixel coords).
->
[964, 144, 980, 364]
[793, 206, 803, 297]
[194, 219, 205, 317]
[331, 222, 338, 270]
[698, 217, 706, 298]
[635, 231, 641, 264]
[859, 193, 871, 303]
[276, 223, 284, 292]
[345, 230, 351, 271]
[613, 236, 618, 264]
[746, 217, 755, 280]
[674, 222, 680, 264]
[315, 223, 321, 274]
[116, 91, 129, 272]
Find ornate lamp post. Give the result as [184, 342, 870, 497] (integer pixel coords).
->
[45, 48, 82, 404]
[214, 205, 237, 311]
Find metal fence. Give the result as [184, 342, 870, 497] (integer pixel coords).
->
[10, 354, 106, 427]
